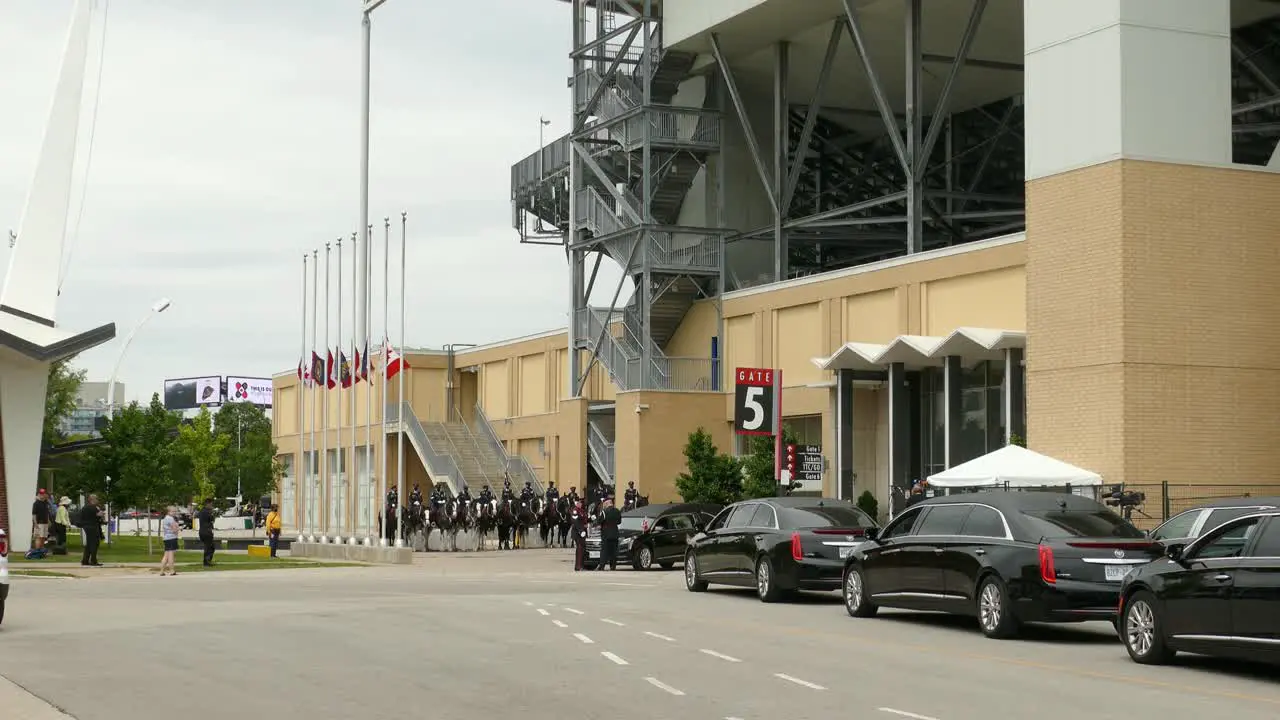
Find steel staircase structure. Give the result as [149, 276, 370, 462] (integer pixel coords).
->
[511, 0, 725, 402]
[586, 407, 616, 487]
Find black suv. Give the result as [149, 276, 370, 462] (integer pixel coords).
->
[587, 503, 721, 570]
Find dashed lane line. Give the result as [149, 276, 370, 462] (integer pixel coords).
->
[879, 709, 940, 720]
[564, 607, 585, 615]
[644, 631, 676, 642]
[644, 677, 685, 696]
[536, 609, 550, 616]
[601, 618, 626, 626]
[573, 633, 595, 644]
[774, 673, 826, 691]
[699, 649, 742, 663]
[522, 601, 533, 606]
[601, 651, 629, 666]
[552, 620, 568, 628]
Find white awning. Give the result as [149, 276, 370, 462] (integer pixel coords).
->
[926, 445, 1102, 488]
[811, 327, 1026, 372]
[0, 310, 115, 363]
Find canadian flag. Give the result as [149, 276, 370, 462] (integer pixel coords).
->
[326, 350, 338, 389]
[384, 340, 408, 380]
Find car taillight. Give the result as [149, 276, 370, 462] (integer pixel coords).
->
[0, 537, 7, 557]
[791, 532, 803, 561]
[1038, 544, 1056, 584]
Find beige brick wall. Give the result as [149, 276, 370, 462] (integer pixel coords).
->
[1027, 159, 1280, 486]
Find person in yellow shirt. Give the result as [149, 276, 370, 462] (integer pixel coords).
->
[265, 506, 283, 558]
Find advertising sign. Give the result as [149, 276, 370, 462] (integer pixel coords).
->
[785, 444, 824, 486]
[163, 376, 222, 410]
[225, 376, 273, 407]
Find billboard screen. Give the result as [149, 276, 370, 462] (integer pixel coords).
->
[225, 376, 273, 406]
[163, 376, 222, 410]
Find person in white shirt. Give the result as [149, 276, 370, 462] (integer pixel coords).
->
[160, 507, 181, 577]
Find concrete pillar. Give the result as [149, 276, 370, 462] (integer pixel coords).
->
[836, 369, 855, 500]
[1, 360, 51, 553]
[887, 363, 909, 514]
[1004, 348, 1025, 444]
[943, 356, 962, 467]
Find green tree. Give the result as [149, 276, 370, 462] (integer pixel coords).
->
[675, 427, 743, 505]
[1008, 433, 1026, 448]
[171, 406, 228, 502]
[43, 358, 86, 445]
[856, 490, 880, 521]
[740, 427, 799, 499]
[213, 402, 281, 501]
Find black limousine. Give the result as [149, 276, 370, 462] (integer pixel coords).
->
[842, 491, 1162, 638]
[684, 497, 878, 602]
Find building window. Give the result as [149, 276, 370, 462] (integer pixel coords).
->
[782, 415, 822, 446]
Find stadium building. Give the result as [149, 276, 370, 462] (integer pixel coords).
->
[272, 0, 1280, 535]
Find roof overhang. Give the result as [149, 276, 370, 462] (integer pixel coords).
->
[0, 309, 115, 365]
[812, 327, 1025, 372]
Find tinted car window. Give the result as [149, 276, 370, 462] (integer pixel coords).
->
[619, 516, 649, 531]
[1192, 517, 1262, 560]
[882, 507, 923, 539]
[748, 504, 777, 528]
[916, 505, 972, 536]
[1249, 518, 1280, 557]
[777, 505, 874, 530]
[1020, 510, 1144, 538]
[669, 515, 695, 531]
[1203, 507, 1271, 536]
[725, 504, 756, 529]
[1150, 509, 1201, 541]
[959, 506, 1006, 537]
[705, 508, 733, 532]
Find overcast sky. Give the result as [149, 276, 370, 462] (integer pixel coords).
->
[0, 0, 625, 404]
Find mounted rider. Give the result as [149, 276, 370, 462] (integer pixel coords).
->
[565, 486, 580, 506]
[545, 481, 560, 506]
[623, 481, 639, 509]
[590, 482, 607, 508]
[428, 483, 447, 513]
[456, 485, 472, 506]
[520, 481, 536, 505]
[386, 486, 400, 513]
[408, 483, 423, 507]
[500, 480, 515, 503]
[478, 484, 495, 506]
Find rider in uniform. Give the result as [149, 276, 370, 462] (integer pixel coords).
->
[624, 481, 639, 509]
[520, 481, 536, 505]
[545, 481, 560, 506]
[500, 480, 515, 503]
[456, 485, 472, 507]
[565, 486, 580, 507]
[408, 483, 423, 508]
[571, 501, 588, 571]
[591, 482, 607, 508]
[428, 484, 447, 513]
[478, 484, 495, 506]
[384, 486, 399, 542]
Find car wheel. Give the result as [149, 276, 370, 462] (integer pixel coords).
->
[633, 545, 654, 571]
[684, 551, 708, 592]
[1122, 591, 1176, 665]
[976, 576, 1019, 639]
[755, 557, 784, 603]
[843, 568, 877, 618]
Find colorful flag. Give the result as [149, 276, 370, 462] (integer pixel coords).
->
[326, 350, 337, 389]
[310, 351, 324, 388]
[384, 340, 408, 380]
[340, 351, 354, 389]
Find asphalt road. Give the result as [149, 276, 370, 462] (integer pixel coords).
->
[1, 549, 1276, 720]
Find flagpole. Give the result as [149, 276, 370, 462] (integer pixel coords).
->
[397, 211, 407, 507]
[309, 249, 318, 537]
[335, 236, 344, 541]
[298, 253, 307, 536]
[381, 216, 392, 546]
[365, 223, 374, 543]
[350, 231, 358, 540]
[322, 241, 331, 539]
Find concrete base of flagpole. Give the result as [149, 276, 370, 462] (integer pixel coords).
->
[306, 535, 316, 544]
[379, 538, 388, 548]
[394, 538, 404, 548]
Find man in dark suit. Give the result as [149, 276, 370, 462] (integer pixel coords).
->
[597, 497, 622, 571]
[197, 499, 217, 566]
[79, 495, 104, 567]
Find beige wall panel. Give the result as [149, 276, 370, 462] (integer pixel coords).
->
[482, 360, 510, 419]
[773, 302, 823, 385]
[724, 314, 757, 387]
[842, 289, 902, 344]
[666, 299, 718, 357]
[615, 390, 732, 503]
[517, 438, 547, 483]
[921, 266, 1026, 335]
[408, 367, 447, 422]
[276, 387, 298, 435]
[518, 353, 548, 416]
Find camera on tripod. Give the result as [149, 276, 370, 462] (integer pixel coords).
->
[1103, 484, 1145, 518]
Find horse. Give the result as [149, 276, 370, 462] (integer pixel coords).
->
[428, 502, 453, 551]
[496, 499, 517, 550]
[539, 499, 562, 548]
[447, 498, 472, 551]
[516, 498, 540, 548]
[402, 501, 427, 549]
[473, 499, 497, 550]
[555, 497, 573, 547]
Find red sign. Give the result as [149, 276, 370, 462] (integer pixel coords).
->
[736, 367, 774, 386]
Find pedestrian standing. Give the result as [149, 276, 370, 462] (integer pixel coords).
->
[160, 506, 181, 576]
[265, 505, 282, 558]
[197, 499, 216, 567]
[598, 497, 622, 571]
[571, 501, 587, 571]
[31, 488, 51, 551]
[79, 494, 104, 567]
[53, 496, 72, 549]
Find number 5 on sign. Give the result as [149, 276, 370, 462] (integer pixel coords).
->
[735, 367, 778, 436]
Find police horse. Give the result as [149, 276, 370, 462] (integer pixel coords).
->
[444, 497, 473, 552]
[539, 498, 565, 548]
[428, 500, 453, 551]
[474, 499, 498, 550]
[516, 498, 540, 548]
[496, 499, 517, 550]
[402, 501, 427, 549]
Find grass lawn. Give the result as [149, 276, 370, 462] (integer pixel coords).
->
[11, 535, 362, 571]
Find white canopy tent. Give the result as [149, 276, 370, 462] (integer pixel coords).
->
[926, 445, 1103, 489]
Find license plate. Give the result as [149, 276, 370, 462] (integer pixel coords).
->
[839, 546, 855, 559]
[588, 551, 599, 559]
[1104, 565, 1132, 582]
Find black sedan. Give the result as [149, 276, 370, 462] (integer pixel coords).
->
[842, 491, 1164, 638]
[1147, 495, 1280, 546]
[1118, 510, 1280, 665]
[684, 497, 878, 602]
[585, 503, 720, 570]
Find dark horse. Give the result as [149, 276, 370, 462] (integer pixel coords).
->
[539, 499, 563, 548]
[447, 498, 472, 552]
[428, 502, 453, 551]
[516, 498, 540, 548]
[402, 501, 426, 548]
[496, 499, 517, 550]
[474, 499, 497, 550]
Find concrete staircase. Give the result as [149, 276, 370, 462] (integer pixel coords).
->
[421, 422, 506, 493]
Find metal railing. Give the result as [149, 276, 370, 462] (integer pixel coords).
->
[471, 404, 544, 496]
[448, 407, 496, 490]
[649, 231, 721, 271]
[384, 402, 462, 495]
[586, 418, 615, 485]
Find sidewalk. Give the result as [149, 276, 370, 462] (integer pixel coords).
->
[0, 675, 72, 719]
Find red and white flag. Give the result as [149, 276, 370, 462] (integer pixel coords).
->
[384, 340, 408, 380]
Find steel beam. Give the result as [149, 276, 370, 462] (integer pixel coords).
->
[574, 143, 642, 224]
[957, 100, 1017, 214]
[774, 41, 790, 281]
[710, 33, 778, 215]
[922, 53, 1021, 73]
[577, 235, 643, 396]
[785, 191, 907, 230]
[567, 0, 584, 396]
[575, 24, 641, 131]
[1232, 39, 1280, 95]
[1234, 93, 1280, 115]
[904, 0, 924, 254]
[570, 17, 644, 61]
[916, 0, 986, 181]
[785, 21, 843, 217]
[842, 0, 908, 173]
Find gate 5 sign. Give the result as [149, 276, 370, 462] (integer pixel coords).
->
[734, 367, 778, 436]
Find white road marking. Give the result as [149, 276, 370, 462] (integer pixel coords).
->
[573, 633, 595, 644]
[644, 677, 685, 696]
[775, 673, 826, 690]
[552, 620, 568, 628]
[536, 608, 550, 616]
[564, 607, 585, 615]
[601, 618, 626, 626]
[644, 631, 676, 642]
[699, 648, 742, 663]
[522, 601, 533, 606]
[879, 709, 940, 720]
[601, 651, 629, 666]
[604, 582, 651, 587]
[546, 602, 558, 606]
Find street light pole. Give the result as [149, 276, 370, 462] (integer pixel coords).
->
[357, 0, 393, 353]
[538, 117, 550, 180]
[105, 296, 171, 543]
